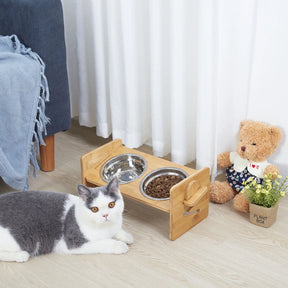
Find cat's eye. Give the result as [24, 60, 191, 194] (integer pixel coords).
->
[108, 201, 115, 208]
[91, 207, 99, 213]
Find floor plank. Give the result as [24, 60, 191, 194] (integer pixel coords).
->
[0, 120, 287, 288]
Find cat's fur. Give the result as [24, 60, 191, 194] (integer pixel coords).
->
[0, 178, 133, 262]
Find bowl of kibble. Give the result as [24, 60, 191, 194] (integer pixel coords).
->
[140, 167, 188, 200]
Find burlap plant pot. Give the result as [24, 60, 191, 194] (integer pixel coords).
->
[249, 202, 279, 228]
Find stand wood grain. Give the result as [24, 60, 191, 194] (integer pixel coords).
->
[81, 139, 210, 240]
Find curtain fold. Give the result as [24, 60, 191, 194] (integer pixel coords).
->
[62, 0, 288, 177]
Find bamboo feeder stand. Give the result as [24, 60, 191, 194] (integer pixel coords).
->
[81, 139, 210, 240]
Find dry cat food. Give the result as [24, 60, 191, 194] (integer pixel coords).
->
[145, 174, 183, 199]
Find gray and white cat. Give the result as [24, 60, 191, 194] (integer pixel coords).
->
[0, 177, 133, 262]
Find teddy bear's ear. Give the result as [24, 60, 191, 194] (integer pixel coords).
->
[240, 119, 252, 129]
[268, 126, 282, 149]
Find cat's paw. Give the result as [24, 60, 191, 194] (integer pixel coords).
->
[122, 232, 134, 245]
[0, 251, 30, 263]
[114, 230, 134, 245]
[113, 241, 129, 254]
[15, 251, 30, 263]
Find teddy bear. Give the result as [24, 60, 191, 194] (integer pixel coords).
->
[209, 119, 282, 213]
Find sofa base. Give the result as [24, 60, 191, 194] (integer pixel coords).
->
[40, 135, 55, 172]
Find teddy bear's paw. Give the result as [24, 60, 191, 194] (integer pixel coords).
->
[233, 192, 249, 213]
[209, 181, 235, 204]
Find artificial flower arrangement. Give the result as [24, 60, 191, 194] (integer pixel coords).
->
[242, 172, 287, 208]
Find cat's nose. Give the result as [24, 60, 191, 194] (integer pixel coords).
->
[103, 214, 108, 219]
[241, 146, 246, 151]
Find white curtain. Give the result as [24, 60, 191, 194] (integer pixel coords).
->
[61, 0, 288, 178]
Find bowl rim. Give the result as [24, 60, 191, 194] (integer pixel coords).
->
[139, 167, 189, 201]
[101, 153, 148, 184]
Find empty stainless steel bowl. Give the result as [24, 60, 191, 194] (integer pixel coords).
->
[140, 167, 188, 200]
[101, 153, 147, 184]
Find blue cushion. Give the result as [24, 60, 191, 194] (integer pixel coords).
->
[0, 0, 71, 136]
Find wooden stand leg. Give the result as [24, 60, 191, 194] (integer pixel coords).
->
[169, 168, 210, 240]
[40, 134, 55, 172]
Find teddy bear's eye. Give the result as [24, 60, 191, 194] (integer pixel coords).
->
[251, 143, 257, 146]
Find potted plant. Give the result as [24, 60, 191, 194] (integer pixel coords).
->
[242, 172, 287, 227]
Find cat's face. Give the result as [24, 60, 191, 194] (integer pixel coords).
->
[77, 178, 124, 224]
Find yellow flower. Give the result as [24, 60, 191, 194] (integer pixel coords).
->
[277, 175, 282, 179]
[280, 191, 285, 197]
[262, 189, 268, 195]
[247, 177, 254, 182]
[265, 182, 272, 190]
[256, 189, 261, 194]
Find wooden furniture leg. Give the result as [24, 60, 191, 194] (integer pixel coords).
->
[40, 135, 55, 172]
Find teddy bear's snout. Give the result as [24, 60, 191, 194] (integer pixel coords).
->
[241, 146, 246, 152]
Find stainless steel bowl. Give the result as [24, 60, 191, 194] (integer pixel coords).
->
[101, 153, 147, 184]
[140, 167, 188, 201]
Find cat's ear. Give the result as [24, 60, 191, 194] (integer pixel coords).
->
[77, 184, 91, 201]
[107, 177, 120, 195]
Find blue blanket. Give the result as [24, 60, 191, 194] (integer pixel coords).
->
[0, 35, 49, 190]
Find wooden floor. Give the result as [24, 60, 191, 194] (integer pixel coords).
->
[0, 120, 288, 288]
